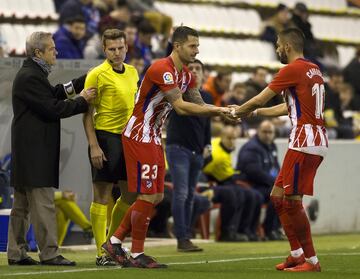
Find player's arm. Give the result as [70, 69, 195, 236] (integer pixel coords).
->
[82, 105, 107, 169]
[183, 87, 206, 105]
[252, 103, 287, 117]
[82, 69, 107, 169]
[233, 87, 278, 117]
[165, 87, 228, 116]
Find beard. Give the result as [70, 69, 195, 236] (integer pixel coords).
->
[279, 52, 288, 64]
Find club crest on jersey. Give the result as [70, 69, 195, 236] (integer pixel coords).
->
[163, 72, 174, 84]
[146, 180, 153, 189]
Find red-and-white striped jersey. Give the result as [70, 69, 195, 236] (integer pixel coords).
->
[123, 56, 196, 145]
[268, 58, 328, 156]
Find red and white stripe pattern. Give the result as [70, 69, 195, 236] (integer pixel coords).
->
[284, 89, 328, 156]
[124, 57, 194, 145]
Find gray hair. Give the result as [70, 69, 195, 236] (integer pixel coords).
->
[25, 31, 52, 57]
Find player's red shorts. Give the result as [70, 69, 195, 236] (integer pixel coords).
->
[122, 135, 165, 194]
[275, 149, 323, 196]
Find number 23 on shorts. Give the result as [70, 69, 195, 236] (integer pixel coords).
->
[141, 164, 158, 180]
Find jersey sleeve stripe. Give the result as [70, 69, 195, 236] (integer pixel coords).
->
[290, 87, 302, 118]
[142, 84, 159, 113]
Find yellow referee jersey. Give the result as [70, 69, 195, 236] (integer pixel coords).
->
[85, 59, 139, 134]
[203, 138, 238, 182]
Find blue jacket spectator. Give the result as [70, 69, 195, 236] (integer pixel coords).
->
[59, 0, 100, 40]
[54, 16, 86, 59]
[125, 20, 156, 70]
[236, 120, 282, 240]
[236, 136, 280, 188]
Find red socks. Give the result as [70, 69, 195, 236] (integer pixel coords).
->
[113, 203, 136, 241]
[284, 199, 316, 258]
[113, 199, 155, 253]
[130, 199, 154, 253]
[271, 196, 301, 251]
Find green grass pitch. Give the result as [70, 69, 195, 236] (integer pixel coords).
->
[0, 234, 359, 279]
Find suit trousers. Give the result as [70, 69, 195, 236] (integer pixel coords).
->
[7, 187, 59, 261]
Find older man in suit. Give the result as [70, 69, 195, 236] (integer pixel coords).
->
[7, 31, 96, 266]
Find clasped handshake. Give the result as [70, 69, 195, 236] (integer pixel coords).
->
[216, 105, 251, 123]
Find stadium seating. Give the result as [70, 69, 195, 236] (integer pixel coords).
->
[154, 2, 262, 35]
[0, 0, 358, 70]
[0, 24, 57, 55]
[1, 0, 58, 19]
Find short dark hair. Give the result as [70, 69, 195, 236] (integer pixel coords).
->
[172, 26, 198, 44]
[188, 59, 204, 72]
[253, 66, 268, 74]
[64, 15, 86, 25]
[102, 29, 126, 47]
[278, 28, 305, 52]
[216, 69, 232, 80]
[138, 20, 156, 35]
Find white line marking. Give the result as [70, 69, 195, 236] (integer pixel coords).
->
[1, 252, 360, 277]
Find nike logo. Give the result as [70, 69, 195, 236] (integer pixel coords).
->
[283, 184, 291, 189]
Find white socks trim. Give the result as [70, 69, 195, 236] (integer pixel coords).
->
[290, 248, 304, 258]
[110, 236, 122, 244]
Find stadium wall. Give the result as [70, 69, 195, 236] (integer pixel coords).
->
[1, 58, 359, 234]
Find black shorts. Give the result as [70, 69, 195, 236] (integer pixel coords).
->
[88, 130, 127, 183]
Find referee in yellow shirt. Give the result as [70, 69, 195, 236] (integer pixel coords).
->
[83, 29, 139, 266]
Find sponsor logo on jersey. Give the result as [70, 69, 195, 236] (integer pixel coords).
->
[163, 72, 174, 84]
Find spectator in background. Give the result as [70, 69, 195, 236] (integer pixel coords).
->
[124, 23, 139, 62]
[84, 6, 133, 60]
[291, 2, 321, 65]
[339, 82, 360, 112]
[8, 31, 96, 266]
[100, 0, 132, 30]
[246, 67, 282, 107]
[55, 191, 92, 246]
[337, 83, 360, 139]
[245, 66, 269, 96]
[53, 16, 86, 59]
[323, 68, 354, 139]
[128, 53, 145, 82]
[59, 0, 100, 41]
[236, 120, 282, 240]
[318, 42, 339, 70]
[93, 0, 117, 17]
[226, 82, 249, 106]
[203, 125, 261, 242]
[133, 20, 156, 70]
[343, 47, 360, 96]
[25, 190, 93, 248]
[261, 3, 291, 47]
[203, 70, 232, 107]
[127, 0, 173, 43]
[245, 67, 281, 129]
[166, 59, 211, 252]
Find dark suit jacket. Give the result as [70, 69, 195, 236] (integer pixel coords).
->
[11, 58, 88, 190]
[236, 135, 280, 188]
